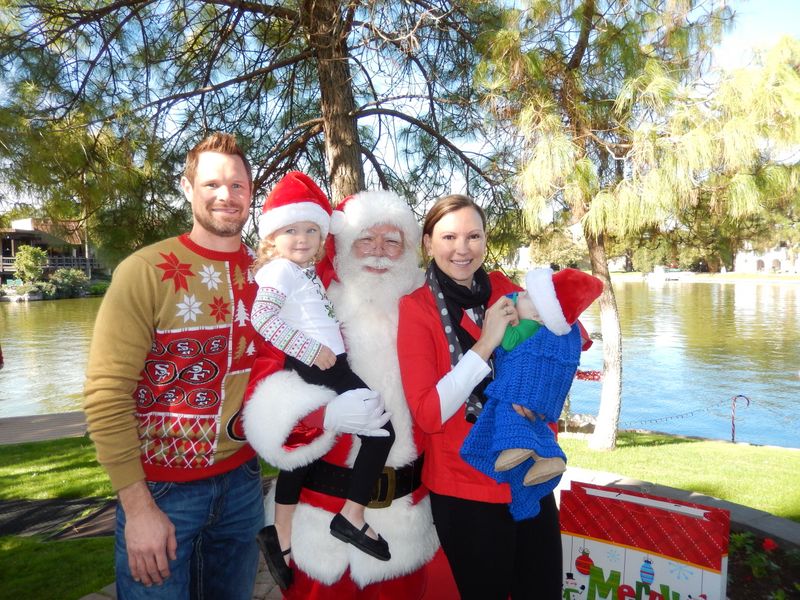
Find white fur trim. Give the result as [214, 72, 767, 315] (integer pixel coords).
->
[349, 495, 439, 587]
[243, 370, 338, 470]
[258, 202, 331, 240]
[526, 268, 571, 335]
[329, 209, 346, 235]
[291, 502, 351, 584]
[269, 492, 438, 587]
[334, 191, 421, 257]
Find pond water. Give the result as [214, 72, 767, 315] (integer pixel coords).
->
[570, 279, 800, 449]
[1, 280, 798, 449]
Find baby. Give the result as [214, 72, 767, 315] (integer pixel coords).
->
[460, 267, 603, 519]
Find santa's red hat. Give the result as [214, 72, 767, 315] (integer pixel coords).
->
[525, 268, 603, 335]
[258, 171, 344, 240]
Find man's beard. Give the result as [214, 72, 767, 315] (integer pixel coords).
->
[335, 252, 421, 306]
[193, 206, 247, 238]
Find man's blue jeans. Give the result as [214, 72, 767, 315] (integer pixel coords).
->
[115, 457, 265, 599]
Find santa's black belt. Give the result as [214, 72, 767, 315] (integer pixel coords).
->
[302, 455, 424, 509]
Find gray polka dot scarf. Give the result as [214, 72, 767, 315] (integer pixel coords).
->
[425, 261, 493, 422]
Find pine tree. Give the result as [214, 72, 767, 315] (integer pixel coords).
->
[235, 300, 249, 328]
[233, 265, 245, 291]
[235, 337, 247, 362]
[475, 0, 735, 449]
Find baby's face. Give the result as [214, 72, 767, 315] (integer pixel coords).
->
[516, 291, 540, 321]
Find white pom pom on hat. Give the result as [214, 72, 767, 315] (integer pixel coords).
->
[258, 171, 332, 239]
[525, 268, 604, 335]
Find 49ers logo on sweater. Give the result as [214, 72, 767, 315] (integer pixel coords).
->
[136, 328, 226, 414]
[156, 387, 185, 405]
[186, 389, 220, 409]
[167, 338, 202, 358]
[204, 335, 227, 354]
[178, 359, 219, 385]
[144, 360, 178, 385]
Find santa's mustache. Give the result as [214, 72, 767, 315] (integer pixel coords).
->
[357, 256, 395, 271]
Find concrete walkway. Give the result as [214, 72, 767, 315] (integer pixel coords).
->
[4, 412, 799, 599]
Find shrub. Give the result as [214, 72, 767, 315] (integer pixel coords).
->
[88, 280, 110, 296]
[14, 281, 56, 298]
[13, 245, 48, 282]
[50, 268, 90, 298]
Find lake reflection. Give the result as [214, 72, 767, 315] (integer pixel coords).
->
[1, 297, 102, 416]
[571, 280, 800, 449]
[1, 281, 798, 449]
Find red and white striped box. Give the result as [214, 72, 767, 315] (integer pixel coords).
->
[560, 482, 730, 600]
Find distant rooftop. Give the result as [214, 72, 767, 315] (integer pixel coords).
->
[1, 218, 84, 246]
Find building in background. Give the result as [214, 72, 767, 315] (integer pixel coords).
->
[0, 218, 101, 283]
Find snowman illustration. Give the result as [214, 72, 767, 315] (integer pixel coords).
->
[562, 572, 586, 599]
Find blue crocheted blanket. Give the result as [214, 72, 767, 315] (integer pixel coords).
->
[460, 325, 582, 520]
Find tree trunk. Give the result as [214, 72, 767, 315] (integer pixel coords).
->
[83, 209, 92, 279]
[586, 232, 622, 451]
[301, 0, 364, 202]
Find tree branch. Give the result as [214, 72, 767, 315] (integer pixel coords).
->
[356, 107, 498, 185]
[567, 0, 595, 71]
[71, 48, 316, 125]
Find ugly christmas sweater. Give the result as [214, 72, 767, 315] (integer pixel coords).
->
[84, 234, 259, 491]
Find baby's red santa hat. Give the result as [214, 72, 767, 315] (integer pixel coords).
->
[258, 171, 341, 240]
[525, 267, 603, 335]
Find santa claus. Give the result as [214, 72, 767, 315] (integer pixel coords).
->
[243, 190, 454, 599]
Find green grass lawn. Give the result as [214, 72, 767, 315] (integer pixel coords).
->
[0, 436, 113, 500]
[1, 432, 798, 599]
[561, 431, 800, 523]
[0, 535, 115, 600]
[0, 436, 280, 600]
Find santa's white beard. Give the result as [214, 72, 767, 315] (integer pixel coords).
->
[329, 248, 424, 469]
[334, 251, 422, 308]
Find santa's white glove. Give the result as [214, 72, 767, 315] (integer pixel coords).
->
[323, 388, 392, 437]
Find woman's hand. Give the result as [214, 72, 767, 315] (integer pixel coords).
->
[471, 296, 517, 361]
[512, 403, 537, 422]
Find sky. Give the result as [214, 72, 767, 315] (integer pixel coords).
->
[715, 0, 800, 70]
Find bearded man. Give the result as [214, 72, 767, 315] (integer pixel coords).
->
[244, 190, 455, 599]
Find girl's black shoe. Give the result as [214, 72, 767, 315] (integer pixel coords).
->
[256, 525, 293, 590]
[329, 513, 391, 561]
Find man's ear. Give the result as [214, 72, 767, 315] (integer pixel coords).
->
[180, 176, 193, 201]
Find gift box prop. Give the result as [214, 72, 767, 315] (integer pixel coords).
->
[560, 482, 730, 600]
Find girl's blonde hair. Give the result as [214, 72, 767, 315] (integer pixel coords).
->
[251, 234, 327, 273]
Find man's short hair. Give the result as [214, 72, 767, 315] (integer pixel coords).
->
[184, 132, 252, 188]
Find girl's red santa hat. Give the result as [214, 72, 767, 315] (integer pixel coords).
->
[525, 267, 603, 335]
[258, 171, 344, 240]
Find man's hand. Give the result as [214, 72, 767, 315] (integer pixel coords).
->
[118, 480, 177, 586]
[323, 388, 392, 436]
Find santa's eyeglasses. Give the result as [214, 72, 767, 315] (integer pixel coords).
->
[353, 234, 404, 257]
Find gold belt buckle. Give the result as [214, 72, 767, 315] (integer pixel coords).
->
[367, 466, 396, 509]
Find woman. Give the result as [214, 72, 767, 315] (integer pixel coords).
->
[398, 194, 562, 599]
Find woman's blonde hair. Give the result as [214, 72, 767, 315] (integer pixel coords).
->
[251, 234, 327, 273]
